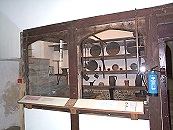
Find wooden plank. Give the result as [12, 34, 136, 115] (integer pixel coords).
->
[23, 22, 71, 36]
[18, 95, 70, 107]
[83, 85, 146, 90]
[73, 99, 144, 115]
[65, 99, 77, 108]
[146, 14, 162, 130]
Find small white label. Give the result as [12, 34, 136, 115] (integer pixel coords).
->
[125, 101, 137, 111]
[94, 100, 118, 110]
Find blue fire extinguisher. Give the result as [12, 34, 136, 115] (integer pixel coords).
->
[148, 66, 158, 96]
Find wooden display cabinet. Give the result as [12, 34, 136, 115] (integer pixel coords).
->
[81, 32, 147, 100]
[20, 3, 173, 130]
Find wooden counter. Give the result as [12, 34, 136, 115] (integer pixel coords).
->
[18, 95, 144, 120]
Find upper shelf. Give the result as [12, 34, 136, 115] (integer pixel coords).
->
[48, 44, 68, 51]
[82, 54, 145, 60]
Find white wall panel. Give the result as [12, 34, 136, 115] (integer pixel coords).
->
[0, 11, 20, 59]
[24, 108, 71, 130]
[79, 114, 150, 130]
[24, 108, 150, 130]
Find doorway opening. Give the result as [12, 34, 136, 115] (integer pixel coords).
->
[165, 41, 173, 130]
[166, 43, 173, 79]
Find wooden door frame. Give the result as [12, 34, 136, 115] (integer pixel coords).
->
[158, 22, 173, 130]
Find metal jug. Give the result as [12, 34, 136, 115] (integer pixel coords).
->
[108, 75, 117, 100]
[109, 76, 117, 86]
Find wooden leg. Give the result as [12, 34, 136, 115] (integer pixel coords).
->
[71, 113, 79, 130]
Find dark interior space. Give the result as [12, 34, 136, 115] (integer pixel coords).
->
[166, 42, 173, 130]
[166, 44, 172, 78]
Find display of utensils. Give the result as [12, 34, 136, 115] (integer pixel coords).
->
[112, 64, 119, 71]
[130, 63, 138, 70]
[90, 45, 101, 57]
[94, 73, 99, 79]
[83, 73, 89, 81]
[127, 41, 137, 54]
[99, 82, 104, 86]
[89, 80, 96, 86]
[109, 75, 117, 86]
[85, 60, 98, 71]
[109, 75, 117, 100]
[124, 79, 129, 86]
[91, 35, 106, 78]
[127, 41, 144, 54]
[135, 74, 142, 86]
[106, 42, 120, 56]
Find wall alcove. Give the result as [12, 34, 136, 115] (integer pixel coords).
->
[79, 28, 146, 100]
[22, 28, 70, 97]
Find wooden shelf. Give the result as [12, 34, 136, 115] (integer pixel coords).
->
[48, 44, 68, 51]
[82, 54, 139, 60]
[82, 85, 146, 91]
[83, 54, 145, 61]
[49, 74, 62, 76]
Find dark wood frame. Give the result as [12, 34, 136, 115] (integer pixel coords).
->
[21, 3, 173, 130]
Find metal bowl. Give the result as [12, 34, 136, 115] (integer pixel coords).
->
[106, 42, 120, 56]
[86, 60, 98, 71]
[112, 64, 119, 71]
[130, 63, 138, 70]
[90, 45, 101, 57]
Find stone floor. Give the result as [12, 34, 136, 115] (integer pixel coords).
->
[168, 78, 173, 130]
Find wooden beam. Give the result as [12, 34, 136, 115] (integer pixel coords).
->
[146, 13, 162, 130]
[71, 113, 79, 130]
[68, 27, 79, 99]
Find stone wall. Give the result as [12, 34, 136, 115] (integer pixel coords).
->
[28, 58, 69, 97]
[0, 60, 20, 129]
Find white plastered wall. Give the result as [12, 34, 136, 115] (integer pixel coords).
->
[0, 11, 20, 59]
[0, 60, 20, 129]
[0, 10, 21, 129]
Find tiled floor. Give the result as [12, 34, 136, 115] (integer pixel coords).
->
[168, 78, 173, 130]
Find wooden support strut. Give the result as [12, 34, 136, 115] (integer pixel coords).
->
[131, 114, 138, 120]
[25, 104, 32, 109]
[65, 99, 78, 114]
[135, 9, 140, 72]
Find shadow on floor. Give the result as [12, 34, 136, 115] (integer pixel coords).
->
[6, 126, 20, 130]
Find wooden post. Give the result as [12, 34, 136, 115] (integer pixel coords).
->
[71, 113, 79, 130]
[19, 58, 26, 130]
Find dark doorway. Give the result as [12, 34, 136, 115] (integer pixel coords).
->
[166, 42, 173, 130]
[166, 44, 172, 78]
